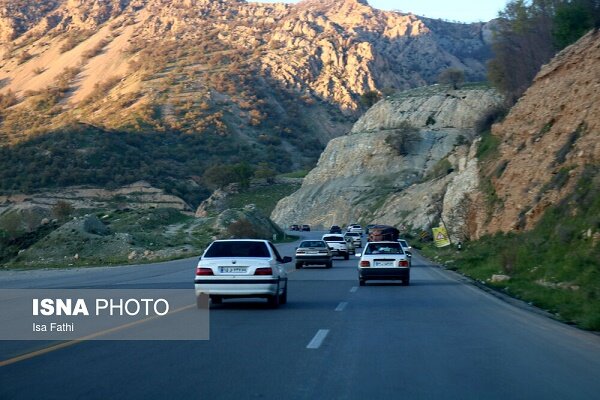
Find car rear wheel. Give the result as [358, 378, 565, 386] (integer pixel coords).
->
[268, 284, 281, 308]
[359, 279, 366, 286]
[326, 261, 333, 268]
[402, 279, 410, 286]
[210, 295, 223, 305]
[279, 284, 288, 305]
[295, 262, 302, 269]
[344, 253, 349, 260]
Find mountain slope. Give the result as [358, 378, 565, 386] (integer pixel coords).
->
[0, 0, 493, 204]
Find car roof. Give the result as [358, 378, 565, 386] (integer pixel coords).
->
[323, 233, 344, 237]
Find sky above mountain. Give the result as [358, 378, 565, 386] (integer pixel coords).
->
[255, 0, 508, 23]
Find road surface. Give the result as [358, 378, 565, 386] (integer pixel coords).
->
[1, 231, 599, 399]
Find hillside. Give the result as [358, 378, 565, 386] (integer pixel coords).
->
[0, 0, 493, 204]
[271, 84, 502, 231]
[474, 30, 600, 237]
[271, 30, 600, 329]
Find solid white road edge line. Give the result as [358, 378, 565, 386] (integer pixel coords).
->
[306, 329, 330, 349]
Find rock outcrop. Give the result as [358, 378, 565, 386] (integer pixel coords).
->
[271, 85, 502, 233]
[474, 30, 600, 236]
[0, 181, 192, 213]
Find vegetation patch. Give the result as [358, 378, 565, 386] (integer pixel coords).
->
[422, 165, 600, 331]
[225, 183, 301, 217]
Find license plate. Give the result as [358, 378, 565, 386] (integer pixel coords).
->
[308, 250, 318, 254]
[219, 266, 248, 274]
[374, 261, 394, 267]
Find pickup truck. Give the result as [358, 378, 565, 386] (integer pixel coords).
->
[322, 234, 350, 260]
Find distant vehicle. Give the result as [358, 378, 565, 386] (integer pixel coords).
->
[357, 241, 410, 286]
[322, 234, 350, 260]
[347, 224, 363, 234]
[295, 240, 333, 269]
[398, 238, 412, 257]
[345, 236, 356, 255]
[301, 224, 311, 231]
[344, 231, 362, 248]
[290, 224, 300, 231]
[367, 225, 399, 242]
[195, 239, 292, 307]
[329, 225, 342, 234]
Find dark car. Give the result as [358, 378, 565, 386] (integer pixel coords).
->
[329, 225, 342, 234]
[290, 224, 300, 231]
[301, 224, 311, 231]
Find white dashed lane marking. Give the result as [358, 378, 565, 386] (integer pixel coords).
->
[306, 329, 330, 349]
[335, 302, 348, 312]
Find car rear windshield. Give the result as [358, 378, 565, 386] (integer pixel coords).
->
[300, 241, 326, 248]
[204, 241, 270, 258]
[399, 240, 408, 247]
[364, 243, 403, 255]
[323, 236, 344, 242]
[345, 233, 360, 237]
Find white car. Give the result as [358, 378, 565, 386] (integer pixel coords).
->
[344, 231, 362, 248]
[346, 224, 363, 234]
[194, 239, 292, 307]
[357, 241, 410, 286]
[322, 233, 350, 260]
[397, 238, 412, 264]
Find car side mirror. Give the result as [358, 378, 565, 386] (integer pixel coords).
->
[355, 253, 362, 257]
[281, 256, 292, 264]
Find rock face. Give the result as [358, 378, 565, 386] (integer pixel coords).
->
[474, 30, 600, 236]
[271, 85, 502, 233]
[0, 0, 493, 144]
[0, 181, 192, 213]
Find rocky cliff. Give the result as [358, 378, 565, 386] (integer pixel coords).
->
[473, 30, 600, 237]
[271, 84, 502, 232]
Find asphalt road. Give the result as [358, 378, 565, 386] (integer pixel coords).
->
[1, 231, 600, 399]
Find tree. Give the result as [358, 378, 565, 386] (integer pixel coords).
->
[232, 162, 254, 190]
[359, 91, 381, 108]
[254, 162, 277, 183]
[202, 164, 238, 190]
[487, 0, 557, 104]
[553, 0, 600, 48]
[52, 200, 74, 221]
[437, 68, 465, 89]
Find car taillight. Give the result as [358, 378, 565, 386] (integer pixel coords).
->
[399, 260, 409, 267]
[196, 267, 214, 276]
[254, 267, 273, 275]
[360, 261, 370, 267]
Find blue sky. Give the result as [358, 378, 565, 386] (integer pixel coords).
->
[254, 0, 509, 23]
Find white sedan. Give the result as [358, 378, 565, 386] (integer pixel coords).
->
[357, 241, 410, 286]
[194, 239, 292, 307]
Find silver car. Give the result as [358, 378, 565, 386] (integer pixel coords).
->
[194, 239, 292, 307]
[295, 240, 333, 269]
